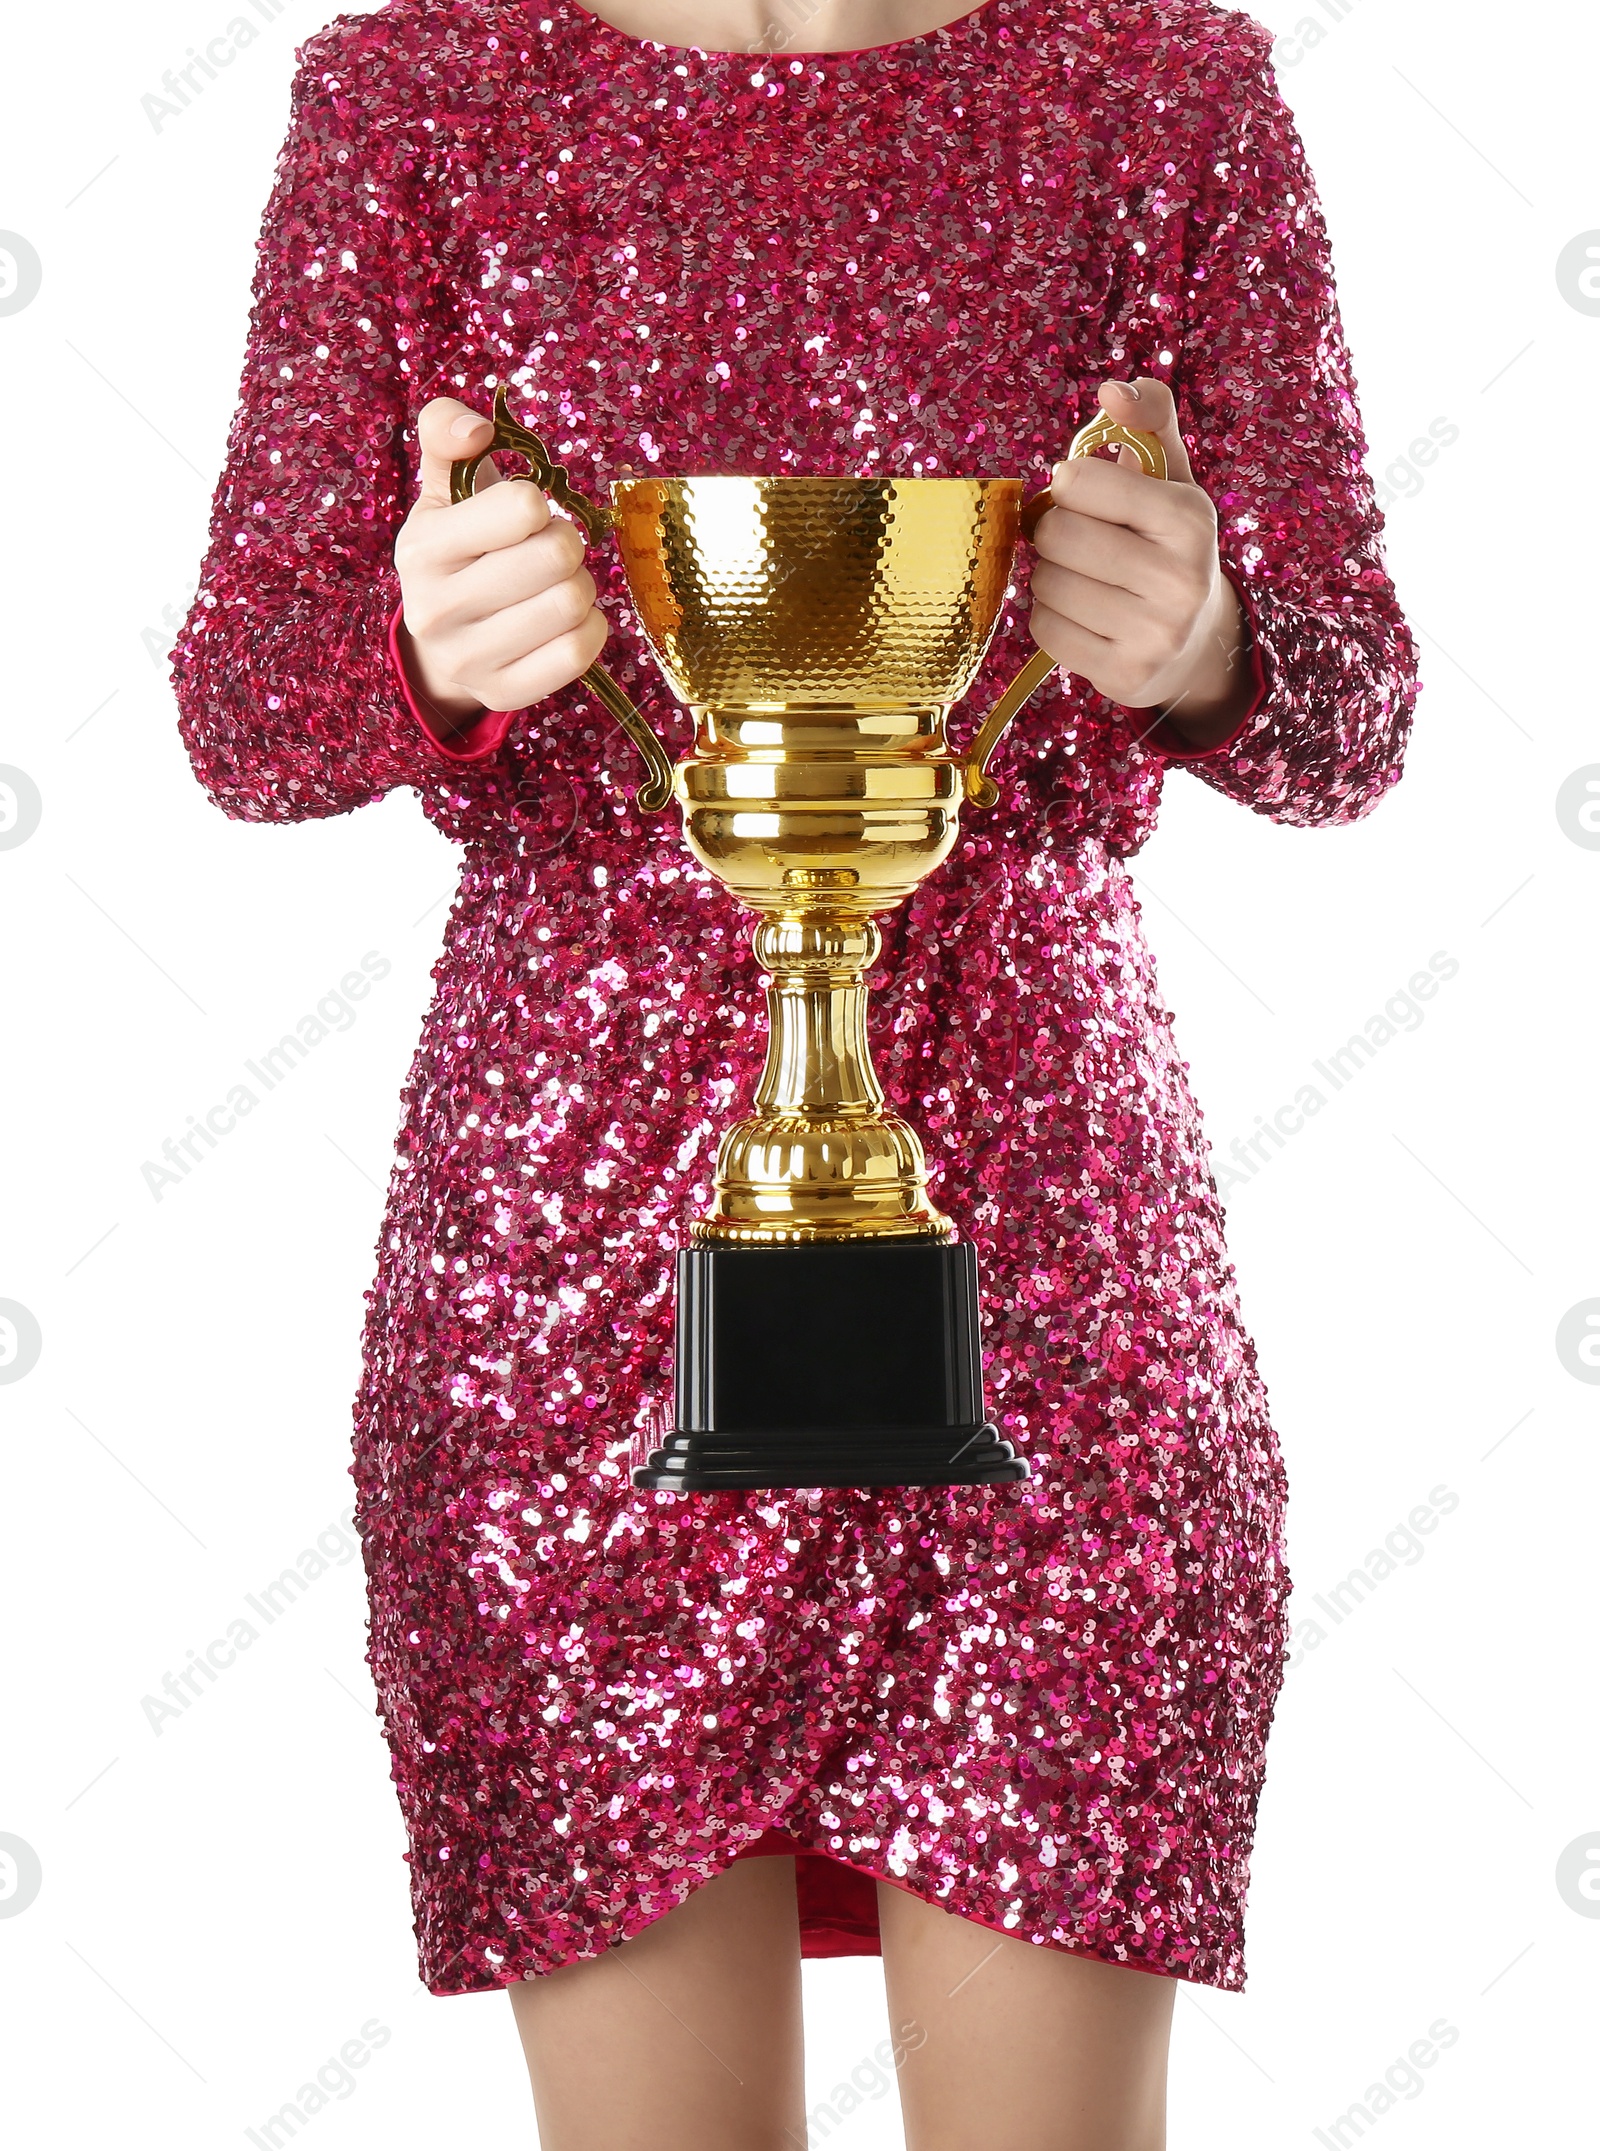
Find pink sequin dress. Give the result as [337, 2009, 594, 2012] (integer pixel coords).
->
[171, 0, 1416, 1995]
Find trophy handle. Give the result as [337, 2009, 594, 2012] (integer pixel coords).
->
[961, 412, 1169, 809]
[448, 386, 676, 814]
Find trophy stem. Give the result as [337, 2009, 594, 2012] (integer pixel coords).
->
[750, 912, 884, 1119]
[690, 902, 951, 1245]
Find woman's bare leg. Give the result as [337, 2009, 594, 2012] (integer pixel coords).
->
[508, 1854, 804, 2151]
[876, 1879, 1176, 2151]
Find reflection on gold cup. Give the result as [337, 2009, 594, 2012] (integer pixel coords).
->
[451, 398, 1165, 1253]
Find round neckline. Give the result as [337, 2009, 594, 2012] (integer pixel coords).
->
[554, 0, 1002, 61]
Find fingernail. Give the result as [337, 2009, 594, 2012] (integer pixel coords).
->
[449, 412, 482, 438]
[1117, 381, 1142, 400]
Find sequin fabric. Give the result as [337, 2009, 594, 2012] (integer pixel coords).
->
[170, 0, 1417, 1996]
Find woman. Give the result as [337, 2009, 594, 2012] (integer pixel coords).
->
[171, 0, 1417, 2143]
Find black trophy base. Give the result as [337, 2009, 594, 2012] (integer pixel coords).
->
[633, 1239, 1029, 1492]
[635, 1423, 1023, 1491]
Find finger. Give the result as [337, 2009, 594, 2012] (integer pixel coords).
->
[1094, 376, 1195, 485]
[1031, 502, 1170, 597]
[446, 520, 590, 622]
[402, 467, 560, 576]
[1029, 604, 1159, 711]
[475, 610, 611, 713]
[1027, 600, 1119, 683]
[415, 396, 507, 511]
[1047, 450, 1200, 538]
[1030, 560, 1149, 645]
[455, 573, 601, 676]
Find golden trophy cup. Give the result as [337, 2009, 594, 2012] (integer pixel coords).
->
[452, 399, 1165, 1491]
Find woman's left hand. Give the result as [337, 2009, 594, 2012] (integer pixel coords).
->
[1029, 377, 1255, 749]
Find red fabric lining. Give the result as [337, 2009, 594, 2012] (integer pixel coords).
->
[730, 1829, 884, 1955]
[384, 599, 522, 763]
[727, 1828, 1178, 1978]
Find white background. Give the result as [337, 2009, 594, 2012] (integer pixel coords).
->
[0, 0, 1594, 2144]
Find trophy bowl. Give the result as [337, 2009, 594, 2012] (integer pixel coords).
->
[612, 473, 1019, 913]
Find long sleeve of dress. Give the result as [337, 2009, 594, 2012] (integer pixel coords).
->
[1145, 22, 1419, 827]
[168, 34, 506, 823]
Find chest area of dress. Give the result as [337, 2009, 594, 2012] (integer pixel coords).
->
[431, 77, 1180, 470]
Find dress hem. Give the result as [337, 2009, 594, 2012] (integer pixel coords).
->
[428, 1821, 1240, 1996]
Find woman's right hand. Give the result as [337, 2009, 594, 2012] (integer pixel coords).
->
[392, 397, 610, 734]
